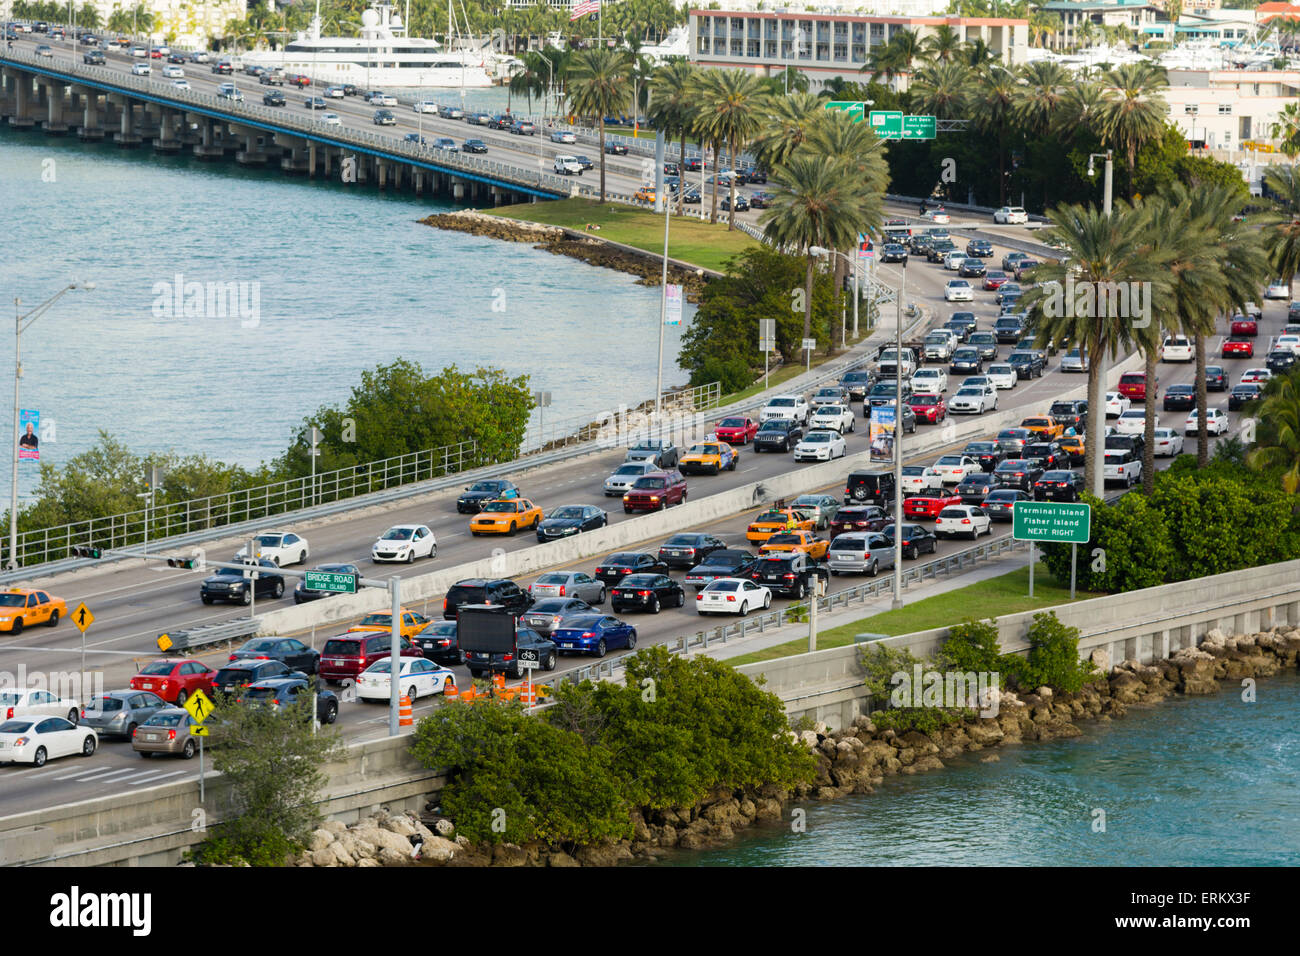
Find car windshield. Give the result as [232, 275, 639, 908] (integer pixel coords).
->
[481, 501, 517, 512]
[769, 399, 795, 407]
[803, 433, 831, 442]
[955, 388, 980, 396]
[87, 697, 124, 712]
[242, 639, 280, 652]
[468, 482, 500, 492]
[614, 464, 647, 475]
[551, 507, 584, 519]
[381, 528, 413, 540]
[720, 418, 746, 427]
[139, 662, 175, 676]
[0, 593, 26, 607]
[632, 477, 666, 489]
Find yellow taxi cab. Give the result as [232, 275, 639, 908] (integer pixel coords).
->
[469, 498, 543, 536]
[679, 439, 738, 476]
[1020, 416, 1064, 440]
[633, 185, 657, 203]
[745, 508, 815, 543]
[759, 531, 829, 560]
[0, 588, 69, 633]
[1058, 433, 1085, 465]
[347, 607, 433, 642]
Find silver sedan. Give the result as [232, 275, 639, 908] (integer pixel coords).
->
[527, 571, 606, 604]
[80, 690, 169, 739]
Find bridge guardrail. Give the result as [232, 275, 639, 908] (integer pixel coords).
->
[159, 617, 260, 654]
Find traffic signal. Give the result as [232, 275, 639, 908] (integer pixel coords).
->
[71, 545, 103, 559]
[167, 557, 199, 569]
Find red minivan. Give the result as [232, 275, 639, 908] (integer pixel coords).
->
[318, 632, 423, 684]
[1117, 371, 1152, 402]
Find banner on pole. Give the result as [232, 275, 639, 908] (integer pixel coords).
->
[18, 409, 39, 461]
[665, 284, 683, 325]
[858, 233, 873, 259]
[869, 405, 895, 462]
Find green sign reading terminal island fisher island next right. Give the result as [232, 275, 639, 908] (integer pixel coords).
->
[1012, 501, 1091, 545]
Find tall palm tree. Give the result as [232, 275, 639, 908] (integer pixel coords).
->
[1021, 201, 1171, 495]
[962, 38, 998, 68]
[1014, 61, 1069, 134]
[647, 59, 695, 215]
[1246, 369, 1300, 492]
[1264, 165, 1300, 299]
[922, 24, 963, 63]
[1057, 77, 1109, 140]
[1271, 101, 1300, 158]
[750, 91, 825, 172]
[761, 156, 875, 352]
[861, 29, 922, 89]
[565, 47, 633, 203]
[1098, 61, 1169, 199]
[908, 61, 971, 120]
[690, 68, 765, 230]
[971, 65, 1018, 206]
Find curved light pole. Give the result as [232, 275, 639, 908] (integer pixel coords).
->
[9, 282, 94, 570]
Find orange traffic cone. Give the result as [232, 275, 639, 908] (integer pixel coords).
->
[443, 681, 459, 700]
[398, 694, 413, 727]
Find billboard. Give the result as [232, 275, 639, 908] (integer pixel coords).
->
[456, 605, 517, 654]
[18, 409, 38, 462]
[870, 405, 895, 463]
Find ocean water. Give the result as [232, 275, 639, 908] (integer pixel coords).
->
[0, 125, 687, 497]
[647, 671, 1300, 866]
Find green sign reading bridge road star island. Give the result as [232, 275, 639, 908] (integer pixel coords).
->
[304, 570, 357, 594]
[1012, 501, 1091, 545]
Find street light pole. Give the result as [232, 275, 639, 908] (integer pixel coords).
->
[9, 282, 92, 570]
[892, 259, 906, 609]
[655, 183, 671, 438]
[1086, 149, 1114, 499]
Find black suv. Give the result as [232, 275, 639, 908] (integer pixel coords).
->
[684, 549, 757, 589]
[1048, 400, 1088, 431]
[443, 578, 532, 620]
[1009, 350, 1046, 379]
[243, 677, 339, 724]
[994, 316, 1025, 343]
[1023, 441, 1066, 470]
[750, 552, 827, 599]
[200, 559, 284, 605]
[838, 369, 876, 401]
[845, 469, 896, 507]
[211, 658, 305, 697]
[457, 479, 520, 513]
[753, 419, 803, 452]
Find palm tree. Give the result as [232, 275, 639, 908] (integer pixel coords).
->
[690, 68, 765, 230]
[1264, 164, 1300, 300]
[971, 65, 1018, 206]
[565, 47, 633, 203]
[922, 24, 963, 63]
[761, 156, 875, 352]
[862, 29, 922, 88]
[749, 91, 825, 172]
[1028, 11, 1058, 49]
[509, 52, 549, 117]
[1057, 77, 1109, 140]
[908, 61, 971, 120]
[1246, 369, 1300, 492]
[1015, 61, 1070, 208]
[962, 38, 998, 68]
[647, 59, 695, 215]
[1272, 102, 1300, 158]
[1098, 61, 1168, 199]
[1022, 201, 1172, 495]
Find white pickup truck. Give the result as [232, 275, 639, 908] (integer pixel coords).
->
[554, 155, 585, 176]
[876, 347, 917, 380]
[759, 394, 810, 424]
[923, 332, 956, 362]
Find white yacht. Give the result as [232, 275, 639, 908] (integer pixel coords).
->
[241, 2, 492, 89]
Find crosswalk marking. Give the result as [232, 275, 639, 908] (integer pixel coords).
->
[54, 765, 121, 781]
[72, 767, 145, 783]
[127, 770, 190, 785]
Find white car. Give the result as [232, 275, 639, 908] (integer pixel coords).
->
[1104, 391, 1131, 418]
[1240, 368, 1272, 386]
[324, 85, 346, 98]
[923, 333, 955, 362]
[793, 429, 848, 461]
[994, 206, 1029, 224]
[943, 251, 967, 271]
[551, 129, 577, 144]
[1275, 334, 1300, 354]
[357, 657, 456, 702]
[809, 404, 856, 433]
[234, 530, 310, 566]
[323, 112, 342, 126]
[944, 280, 974, 302]
[1060, 348, 1089, 373]
[949, 384, 996, 414]
[372, 524, 437, 563]
[130, 46, 148, 57]
[1244, 301, 1263, 319]
[554, 154, 584, 175]
[1104, 448, 1142, 487]
[1152, 427, 1184, 457]
[921, 208, 951, 224]
[934, 504, 992, 539]
[986, 363, 1017, 389]
[1265, 279, 1290, 300]
[161, 65, 184, 78]
[0, 716, 96, 767]
[760, 394, 810, 423]
[911, 367, 948, 393]
[372, 92, 397, 107]
[932, 454, 979, 483]
[414, 99, 439, 113]
[961, 375, 994, 391]
[131, 62, 151, 75]
[0, 688, 82, 722]
[1185, 407, 1229, 435]
[604, 461, 656, 496]
[696, 578, 771, 616]
[1115, 409, 1150, 435]
[1161, 334, 1193, 362]
[901, 465, 945, 494]
[171, 79, 191, 90]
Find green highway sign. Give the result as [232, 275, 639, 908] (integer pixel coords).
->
[305, 570, 357, 594]
[824, 101, 866, 123]
[868, 110, 903, 137]
[1012, 501, 1091, 545]
[903, 115, 936, 140]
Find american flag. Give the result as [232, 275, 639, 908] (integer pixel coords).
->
[570, 0, 600, 21]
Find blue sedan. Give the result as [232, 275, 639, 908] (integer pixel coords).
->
[549, 614, 637, 658]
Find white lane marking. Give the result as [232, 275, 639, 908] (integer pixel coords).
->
[54, 765, 122, 781]
[127, 769, 190, 785]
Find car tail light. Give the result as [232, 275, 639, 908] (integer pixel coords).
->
[167, 729, 176, 741]
[229, 654, 237, 661]
[558, 585, 566, 596]
[696, 593, 704, 599]
[726, 595, 736, 602]
[14, 736, 28, 746]
[961, 518, 971, 524]
[443, 598, 447, 610]
[503, 653, 514, 662]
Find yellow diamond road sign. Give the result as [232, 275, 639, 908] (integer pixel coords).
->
[72, 603, 94, 633]
[190, 724, 210, 737]
[157, 633, 173, 652]
[183, 688, 214, 724]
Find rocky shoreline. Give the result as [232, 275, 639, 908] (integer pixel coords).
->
[291, 625, 1300, 867]
[421, 209, 710, 299]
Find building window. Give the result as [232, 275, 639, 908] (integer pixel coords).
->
[1218, 104, 1232, 114]
[1185, 104, 1198, 115]
[747, 40, 760, 57]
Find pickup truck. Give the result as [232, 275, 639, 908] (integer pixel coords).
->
[923, 332, 956, 362]
[876, 347, 917, 380]
[759, 394, 810, 424]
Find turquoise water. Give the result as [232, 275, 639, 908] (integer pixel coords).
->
[0, 126, 687, 492]
[649, 671, 1300, 866]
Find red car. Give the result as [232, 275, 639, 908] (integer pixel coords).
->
[908, 393, 947, 424]
[622, 469, 688, 513]
[1229, 316, 1258, 336]
[903, 493, 963, 521]
[983, 272, 1010, 291]
[149, 48, 165, 58]
[129, 658, 218, 705]
[1117, 371, 1152, 402]
[1222, 336, 1254, 359]
[714, 416, 758, 445]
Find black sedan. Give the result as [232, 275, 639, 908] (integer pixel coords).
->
[981, 488, 1030, 521]
[1162, 384, 1196, 411]
[1009, 350, 1047, 379]
[462, 139, 488, 153]
[955, 472, 1003, 504]
[200, 559, 284, 605]
[1228, 383, 1262, 410]
[884, 523, 938, 560]
[994, 459, 1044, 491]
[294, 562, 361, 603]
[604, 142, 629, 155]
[657, 532, 727, 569]
[1033, 470, 1085, 502]
[243, 678, 338, 725]
[683, 549, 757, 589]
[594, 552, 669, 585]
[719, 194, 749, 212]
[304, 96, 328, 110]
[573, 155, 595, 170]
[211, 658, 305, 697]
[965, 239, 993, 258]
[228, 637, 321, 674]
[881, 243, 908, 264]
[457, 479, 520, 513]
[262, 91, 286, 107]
[536, 504, 607, 542]
[412, 620, 463, 666]
[610, 573, 684, 613]
[958, 259, 987, 278]
[1205, 365, 1228, 391]
[519, 598, 597, 637]
[963, 441, 1005, 472]
[1267, 349, 1297, 374]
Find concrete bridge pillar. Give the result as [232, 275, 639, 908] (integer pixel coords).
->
[323, 148, 333, 177]
[491, 185, 502, 207]
[10, 74, 35, 128]
[308, 142, 317, 178]
[414, 169, 423, 195]
[451, 176, 465, 200]
[114, 101, 141, 146]
[193, 119, 223, 159]
[156, 110, 181, 151]
[77, 90, 104, 140]
[377, 159, 387, 189]
[43, 85, 68, 134]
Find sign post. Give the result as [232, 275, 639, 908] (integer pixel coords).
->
[759, 318, 776, 390]
[518, 648, 540, 709]
[1012, 501, 1091, 598]
[801, 336, 816, 372]
[304, 569, 357, 594]
[71, 602, 94, 695]
[183, 688, 215, 803]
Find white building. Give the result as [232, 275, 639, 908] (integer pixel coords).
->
[0, 0, 248, 47]
[1164, 68, 1300, 149]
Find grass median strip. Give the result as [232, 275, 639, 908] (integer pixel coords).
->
[726, 562, 1102, 667]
